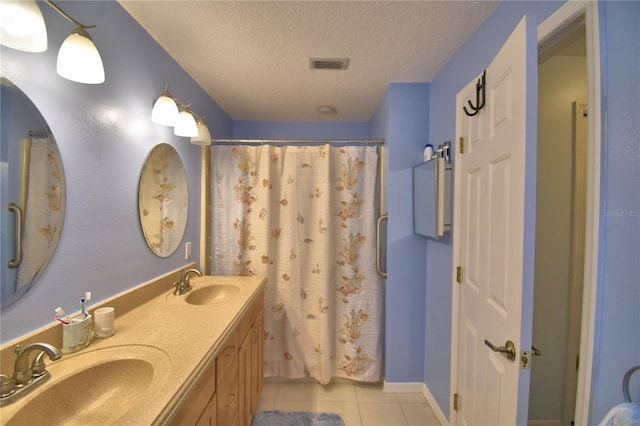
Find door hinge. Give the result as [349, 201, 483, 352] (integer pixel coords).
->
[459, 137, 464, 154]
[456, 266, 462, 283]
[453, 393, 460, 411]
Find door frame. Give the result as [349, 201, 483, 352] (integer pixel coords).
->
[449, 2, 602, 424]
[537, 3, 602, 425]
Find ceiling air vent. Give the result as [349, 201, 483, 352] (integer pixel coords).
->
[310, 58, 350, 70]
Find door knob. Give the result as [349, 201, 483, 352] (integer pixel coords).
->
[484, 339, 516, 361]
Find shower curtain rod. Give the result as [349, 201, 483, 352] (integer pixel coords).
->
[210, 138, 385, 146]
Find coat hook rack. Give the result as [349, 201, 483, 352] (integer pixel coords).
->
[463, 70, 486, 117]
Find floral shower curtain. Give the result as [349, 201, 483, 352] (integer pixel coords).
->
[211, 144, 383, 384]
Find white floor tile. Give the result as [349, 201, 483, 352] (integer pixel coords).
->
[356, 384, 399, 403]
[260, 382, 279, 400]
[273, 399, 317, 412]
[316, 383, 358, 402]
[257, 379, 442, 426]
[317, 401, 362, 426]
[359, 402, 408, 426]
[256, 398, 275, 412]
[396, 392, 428, 404]
[276, 382, 319, 401]
[401, 403, 441, 426]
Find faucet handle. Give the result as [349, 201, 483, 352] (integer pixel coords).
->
[0, 374, 15, 398]
[31, 352, 47, 377]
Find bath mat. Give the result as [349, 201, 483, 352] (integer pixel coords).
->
[252, 410, 345, 426]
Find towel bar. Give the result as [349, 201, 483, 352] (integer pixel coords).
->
[623, 365, 640, 402]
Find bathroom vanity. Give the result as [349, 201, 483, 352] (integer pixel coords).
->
[170, 283, 265, 426]
[0, 264, 266, 425]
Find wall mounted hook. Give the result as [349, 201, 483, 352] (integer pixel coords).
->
[463, 70, 486, 117]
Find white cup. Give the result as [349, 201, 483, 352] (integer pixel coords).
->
[94, 307, 115, 338]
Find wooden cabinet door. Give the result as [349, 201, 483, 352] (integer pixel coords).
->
[250, 310, 264, 413]
[170, 361, 216, 426]
[217, 331, 239, 426]
[196, 394, 216, 426]
[238, 331, 251, 426]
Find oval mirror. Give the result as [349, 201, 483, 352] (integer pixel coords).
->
[138, 143, 188, 257]
[1, 77, 66, 308]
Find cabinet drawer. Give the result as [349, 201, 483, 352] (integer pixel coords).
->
[216, 328, 238, 381]
[217, 353, 239, 426]
[238, 291, 264, 340]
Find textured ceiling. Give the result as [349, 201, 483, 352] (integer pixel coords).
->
[119, 1, 499, 122]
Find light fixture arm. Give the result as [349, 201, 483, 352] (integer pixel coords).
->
[173, 99, 205, 122]
[45, 0, 96, 30]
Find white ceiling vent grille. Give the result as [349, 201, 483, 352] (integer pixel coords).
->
[310, 58, 350, 70]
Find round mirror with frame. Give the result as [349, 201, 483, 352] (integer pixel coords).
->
[1, 77, 66, 308]
[138, 143, 188, 257]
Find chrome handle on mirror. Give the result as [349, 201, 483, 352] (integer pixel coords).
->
[7, 203, 23, 269]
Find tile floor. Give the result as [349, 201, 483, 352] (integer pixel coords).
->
[256, 380, 442, 426]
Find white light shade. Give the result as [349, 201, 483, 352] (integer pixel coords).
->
[191, 119, 212, 145]
[0, 1, 47, 52]
[174, 110, 198, 137]
[57, 27, 105, 84]
[151, 94, 179, 126]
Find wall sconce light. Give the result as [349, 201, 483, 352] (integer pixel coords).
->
[0, 1, 48, 52]
[174, 107, 198, 138]
[151, 84, 179, 126]
[191, 117, 212, 146]
[152, 85, 212, 145]
[0, 0, 105, 84]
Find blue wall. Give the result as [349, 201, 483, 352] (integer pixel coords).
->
[591, 1, 640, 421]
[373, 83, 430, 382]
[0, 1, 232, 343]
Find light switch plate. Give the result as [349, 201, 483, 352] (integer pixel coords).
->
[185, 242, 191, 260]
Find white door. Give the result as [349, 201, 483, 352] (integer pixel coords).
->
[453, 17, 530, 425]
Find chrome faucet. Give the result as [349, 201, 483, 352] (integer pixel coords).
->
[13, 343, 62, 385]
[172, 268, 202, 295]
[0, 343, 62, 406]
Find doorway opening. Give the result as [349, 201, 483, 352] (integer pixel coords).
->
[529, 14, 587, 426]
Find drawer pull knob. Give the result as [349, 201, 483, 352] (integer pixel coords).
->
[225, 392, 237, 407]
[224, 346, 236, 357]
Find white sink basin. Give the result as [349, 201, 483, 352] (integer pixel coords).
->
[185, 284, 240, 305]
[165, 277, 242, 306]
[3, 345, 171, 425]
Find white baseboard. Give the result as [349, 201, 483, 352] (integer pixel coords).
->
[383, 381, 449, 426]
[383, 380, 424, 393]
[421, 383, 449, 426]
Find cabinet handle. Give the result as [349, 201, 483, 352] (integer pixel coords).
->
[225, 392, 237, 407]
[252, 327, 259, 343]
[223, 345, 236, 357]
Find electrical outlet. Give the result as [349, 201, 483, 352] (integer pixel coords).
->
[185, 242, 191, 260]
